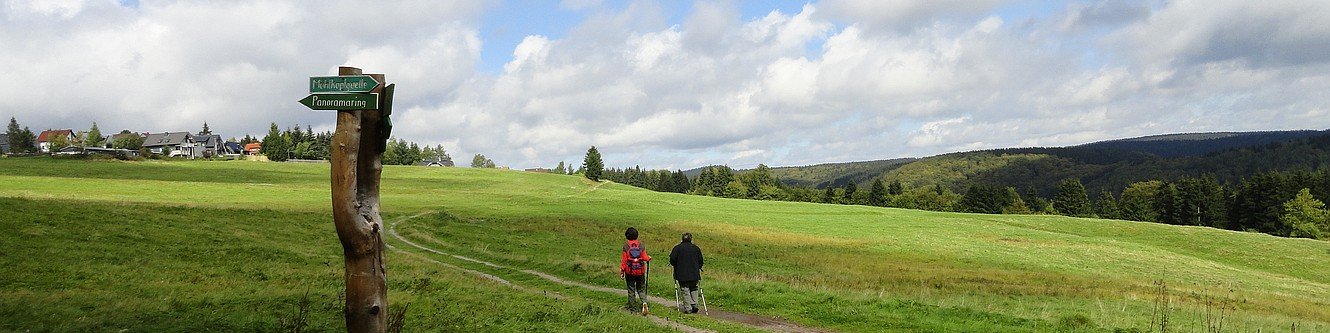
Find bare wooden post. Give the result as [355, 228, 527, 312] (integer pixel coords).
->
[329, 66, 390, 333]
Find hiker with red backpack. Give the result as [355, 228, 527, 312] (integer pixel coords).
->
[620, 227, 652, 314]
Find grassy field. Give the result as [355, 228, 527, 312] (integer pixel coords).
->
[1, 157, 1328, 332]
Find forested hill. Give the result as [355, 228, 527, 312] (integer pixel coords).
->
[765, 158, 917, 188]
[684, 158, 918, 188]
[1076, 130, 1326, 158]
[729, 130, 1329, 197]
[887, 130, 1330, 197]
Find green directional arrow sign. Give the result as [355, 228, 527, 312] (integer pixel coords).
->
[310, 75, 380, 93]
[298, 93, 380, 111]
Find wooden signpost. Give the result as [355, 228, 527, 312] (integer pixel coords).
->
[300, 66, 394, 332]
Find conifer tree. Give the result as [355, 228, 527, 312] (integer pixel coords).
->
[888, 180, 904, 196]
[1053, 178, 1093, 217]
[583, 146, 603, 181]
[260, 122, 289, 161]
[868, 178, 887, 206]
[842, 182, 858, 204]
[1095, 189, 1121, 219]
[85, 122, 104, 148]
[7, 117, 23, 153]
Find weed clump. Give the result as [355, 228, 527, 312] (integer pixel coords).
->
[1057, 313, 1093, 329]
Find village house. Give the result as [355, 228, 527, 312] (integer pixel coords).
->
[0, 133, 8, 154]
[36, 129, 75, 153]
[187, 134, 224, 158]
[141, 132, 191, 157]
[223, 142, 243, 156]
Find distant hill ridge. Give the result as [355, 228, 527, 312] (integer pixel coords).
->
[1077, 130, 1325, 158]
[721, 129, 1330, 196]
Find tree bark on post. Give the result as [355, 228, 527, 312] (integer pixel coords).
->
[329, 66, 390, 333]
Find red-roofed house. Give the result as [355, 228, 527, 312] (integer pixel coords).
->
[36, 129, 75, 153]
[244, 143, 262, 155]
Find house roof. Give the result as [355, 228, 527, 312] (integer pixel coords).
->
[36, 129, 73, 142]
[244, 143, 262, 152]
[191, 134, 222, 146]
[142, 132, 191, 147]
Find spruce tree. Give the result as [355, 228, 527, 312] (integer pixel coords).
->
[583, 146, 603, 182]
[868, 178, 887, 206]
[18, 127, 36, 153]
[260, 122, 289, 162]
[5, 118, 36, 153]
[1154, 183, 1181, 225]
[888, 180, 904, 196]
[85, 122, 104, 148]
[1053, 178, 1093, 217]
[6, 117, 20, 153]
[1095, 189, 1121, 219]
[842, 182, 858, 204]
[554, 161, 566, 174]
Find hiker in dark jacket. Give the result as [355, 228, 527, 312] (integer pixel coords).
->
[669, 232, 704, 313]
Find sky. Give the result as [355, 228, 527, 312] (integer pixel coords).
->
[2, 0, 1329, 170]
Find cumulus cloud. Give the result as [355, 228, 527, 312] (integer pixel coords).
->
[0, 0, 484, 137]
[2, 0, 1328, 171]
[1110, 0, 1330, 68]
[1058, 0, 1151, 33]
[818, 0, 1007, 32]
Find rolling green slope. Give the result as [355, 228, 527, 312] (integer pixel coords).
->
[1, 158, 1328, 332]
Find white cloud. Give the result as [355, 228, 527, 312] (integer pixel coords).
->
[1110, 0, 1330, 68]
[818, 0, 1007, 32]
[3, 0, 1328, 171]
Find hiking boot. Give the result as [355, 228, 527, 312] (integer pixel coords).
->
[689, 305, 699, 314]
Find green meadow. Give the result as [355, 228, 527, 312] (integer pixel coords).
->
[1, 157, 1328, 332]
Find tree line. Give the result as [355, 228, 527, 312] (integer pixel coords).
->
[258, 122, 450, 165]
[578, 146, 1330, 241]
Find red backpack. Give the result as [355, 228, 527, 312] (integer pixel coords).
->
[625, 240, 646, 276]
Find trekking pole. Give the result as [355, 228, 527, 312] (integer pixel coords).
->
[642, 260, 651, 316]
[699, 285, 708, 315]
[673, 279, 682, 313]
[699, 270, 709, 315]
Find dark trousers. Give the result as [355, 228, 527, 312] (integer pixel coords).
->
[625, 275, 646, 308]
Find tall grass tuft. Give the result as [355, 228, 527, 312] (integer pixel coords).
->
[1149, 280, 1171, 333]
[278, 289, 312, 333]
[387, 302, 410, 333]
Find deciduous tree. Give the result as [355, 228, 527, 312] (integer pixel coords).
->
[1283, 188, 1330, 239]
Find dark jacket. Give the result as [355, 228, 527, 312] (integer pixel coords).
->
[669, 241, 704, 281]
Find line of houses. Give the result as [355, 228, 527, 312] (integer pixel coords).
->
[3, 129, 253, 159]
